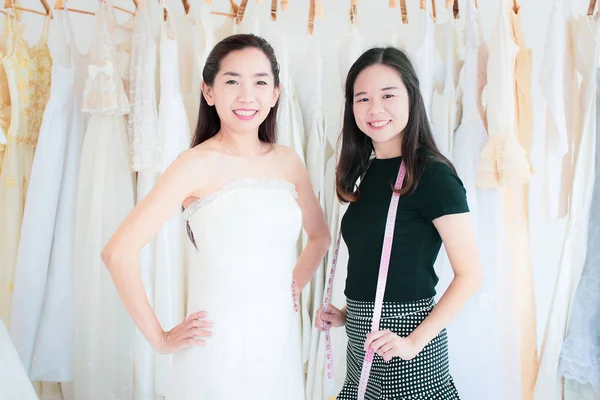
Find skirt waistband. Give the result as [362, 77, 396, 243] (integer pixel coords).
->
[345, 297, 435, 320]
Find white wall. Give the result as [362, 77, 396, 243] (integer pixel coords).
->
[10, 0, 595, 351]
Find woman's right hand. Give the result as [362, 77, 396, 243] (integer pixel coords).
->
[154, 311, 212, 354]
[315, 304, 346, 331]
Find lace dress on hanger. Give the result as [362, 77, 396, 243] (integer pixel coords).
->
[72, 1, 135, 398]
[556, 15, 600, 400]
[534, 14, 599, 400]
[10, 8, 88, 383]
[0, 13, 52, 331]
[476, 2, 529, 189]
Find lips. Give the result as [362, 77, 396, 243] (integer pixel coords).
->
[233, 109, 258, 117]
[368, 120, 391, 128]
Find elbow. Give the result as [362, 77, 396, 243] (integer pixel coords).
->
[321, 229, 332, 252]
[101, 244, 125, 271]
[101, 246, 115, 270]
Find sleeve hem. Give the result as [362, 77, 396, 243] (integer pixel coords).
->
[427, 206, 470, 222]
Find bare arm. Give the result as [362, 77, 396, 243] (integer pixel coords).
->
[285, 148, 331, 291]
[407, 212, 483, 349]
[101, 150, 209, 351]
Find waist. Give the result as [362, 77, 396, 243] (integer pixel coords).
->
[345, 297, 435, 320]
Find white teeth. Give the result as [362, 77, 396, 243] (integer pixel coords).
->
[234, 110, 257, 117]
[370, 121, 389, 127]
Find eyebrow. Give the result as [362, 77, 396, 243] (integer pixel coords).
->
[354, 86, 400, 97]
[222, 72, 270, 78]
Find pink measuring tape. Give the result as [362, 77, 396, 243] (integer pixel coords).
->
[321, 160, 406, 400]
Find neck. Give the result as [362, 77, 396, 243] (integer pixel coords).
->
[372, 135, 402, 159]
[216, 127, 263, 157]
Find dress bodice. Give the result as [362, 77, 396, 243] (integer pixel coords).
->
[183, 179, 301, 253]
[3, 17, 52, 146]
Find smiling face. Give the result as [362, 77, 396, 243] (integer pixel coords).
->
[352, 64, 409, 147]
[202, 47, 280, 135]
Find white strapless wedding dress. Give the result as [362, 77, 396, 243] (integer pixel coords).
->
[167, 178, 305, 400]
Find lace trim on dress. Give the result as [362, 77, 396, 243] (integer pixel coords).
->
[182, 178, 298, 220]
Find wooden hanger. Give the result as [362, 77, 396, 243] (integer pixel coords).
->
[474, 0, 478, 10]
[280, 0, 288, 11]
[400, 0, 407, 23]
[210, 0, 236, 19]
[235, 0, 247, 24]
[5, 0, 52, 17]
[389, 0, 397, 7]
[588, 0, 597, 16]
[446, 0, 458, 19]
[419, 0, 425, 9]
[307, 0, 315, 34]
[270, 0, 276, 20]
[54, 0, 94, 15]
[512, 0, 519, 13]
[349, 0, 357, 24]
[431, 0, 436, 21]
[181, 0, 189, 14]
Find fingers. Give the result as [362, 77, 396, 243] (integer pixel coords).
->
[188, 328, 212, 338]
[185, 311, 207, 322]
[364, 330, 389, 352]
[188, 319, 212, 329]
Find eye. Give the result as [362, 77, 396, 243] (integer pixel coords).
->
[383, 94, 394, 99]
[225, 80, 238, 85]
[356, 98, 368, 103]
[257, 80, 268, 85]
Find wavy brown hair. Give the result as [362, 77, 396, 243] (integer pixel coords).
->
[336, 46, 454, 203]
[186, 34, 281, 247]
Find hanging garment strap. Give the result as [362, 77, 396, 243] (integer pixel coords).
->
[322, 160, 407, 400]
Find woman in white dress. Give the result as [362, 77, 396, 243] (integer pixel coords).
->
[102, 34, 331, 400]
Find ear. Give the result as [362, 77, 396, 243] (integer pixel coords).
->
[202, 81, 215, 106]
[271, 83, 281, 108]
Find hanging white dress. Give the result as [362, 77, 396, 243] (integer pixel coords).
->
[128, 1, 160, 398]
[307, 22, 365, 400]
[0, 14, 9, 169]
[153, 5, 192, 395]
[410, 5, 436, 118]
[430, 19, 462, 161]
[168, 181, 305, 399]
[560, 22, 600, 398]
[535, 15, 600, 400]
[72, 1, 135, 398]
[9, 8, 88, 383]
[0, 319, 38, 400]
[447, 2, 521, 399]
[538, 1, 577, 221]
[296, 46, 328, 397]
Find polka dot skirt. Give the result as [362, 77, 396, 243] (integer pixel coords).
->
[337, 298, 460, 400]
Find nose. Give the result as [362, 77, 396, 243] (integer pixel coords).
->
[368, 98, 384, 116]
[237, 82, 255, 104]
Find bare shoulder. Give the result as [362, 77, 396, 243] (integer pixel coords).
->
[271, 144, 307, 186]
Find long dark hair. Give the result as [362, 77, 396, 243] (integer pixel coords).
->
[335, 46, 455, 203]
[191, 33, 281, 148]
[186, 34, 281, 247]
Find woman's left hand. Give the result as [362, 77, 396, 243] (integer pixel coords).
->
[364, 330, 422, 361]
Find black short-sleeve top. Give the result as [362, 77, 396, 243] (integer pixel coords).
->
[341, 155, 470, 303]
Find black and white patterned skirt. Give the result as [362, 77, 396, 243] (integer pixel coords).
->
[337, 298, 460, 400]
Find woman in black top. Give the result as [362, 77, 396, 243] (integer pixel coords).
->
[316, 47, 482, 399]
